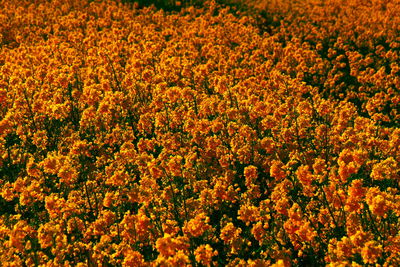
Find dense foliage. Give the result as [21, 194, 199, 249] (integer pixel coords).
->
[0, 0, 399, 265]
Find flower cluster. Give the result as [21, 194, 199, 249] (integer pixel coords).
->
[0, 0, 399, 265]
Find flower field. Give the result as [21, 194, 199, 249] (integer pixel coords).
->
[0, 0, 399, 265]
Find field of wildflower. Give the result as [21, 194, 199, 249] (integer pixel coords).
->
[0, 0, 399, 265]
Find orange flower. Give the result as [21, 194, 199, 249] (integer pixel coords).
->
[220, 223, 242, 244]
[260, 137, 275, 154]
[1, 0, 400, 264]
[106, 170, 130, 187]
[366, 187, 392, 218]
[345, 179, 365, 212]
[9, 220, 32, 252]
[350, 230, 372, 248]
[45, 194, 66, 219]
[371, 157, 398, 181]
[238, 203, 260, 225]
[1, 182, 15, 201]
[167, 155, 183, 177]
[244, 165, 258, 187]
[58, 164, 78, 185]
[155, 233, 189, 258]
[270, 259, 289, 267]
[251, 222, 267, 245]
[38, 222, 59, 250]
[194, 244, 217, 266]
[270, 160, 287, 181]
[296, 165, 314, 186]
[336, 236, 354, 259]
[337, 149, 366, 182]
[361, 241, 382, 264]
[183, 213, 212, 237]
[41, 154, 59, 175]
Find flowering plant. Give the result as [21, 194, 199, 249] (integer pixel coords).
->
[0, 0, 399, 265]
